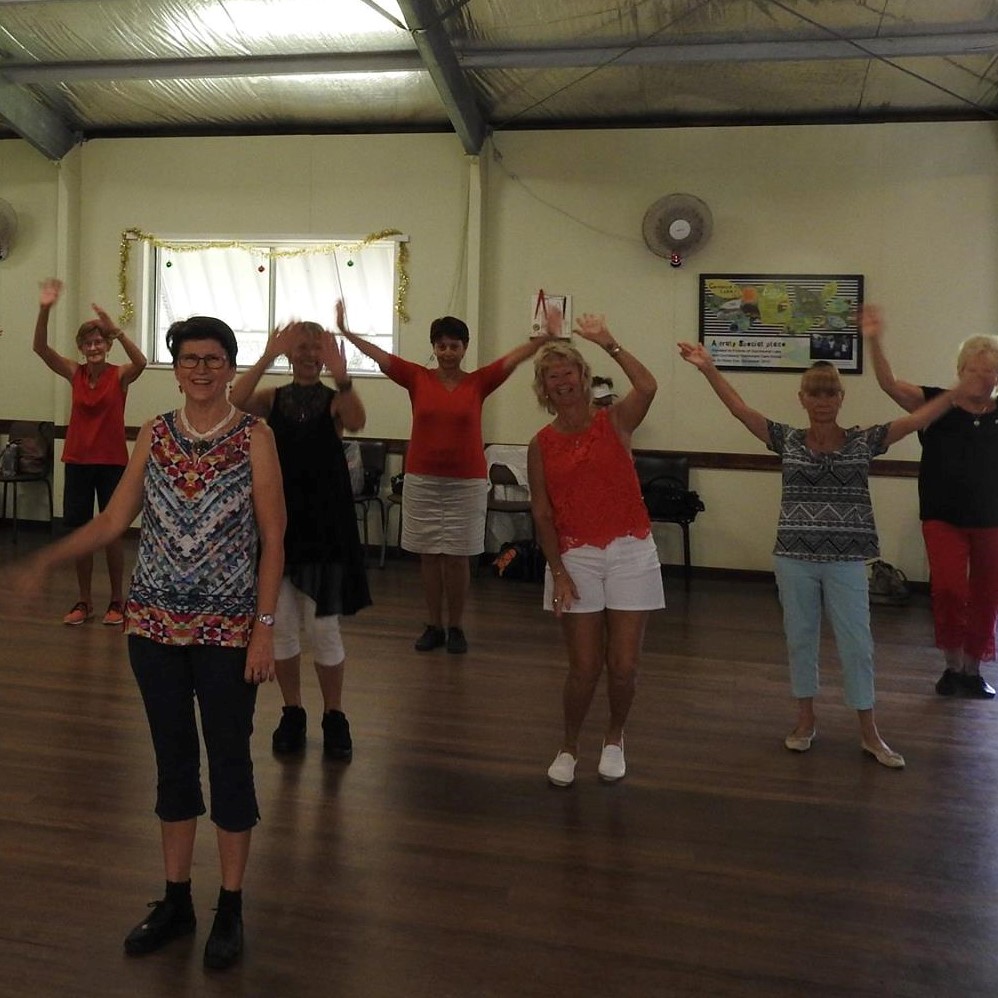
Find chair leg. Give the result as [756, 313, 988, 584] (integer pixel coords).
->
[681, 522, 691, 591]
[12, 482, 18, 543]
[377, 499, 386, 569]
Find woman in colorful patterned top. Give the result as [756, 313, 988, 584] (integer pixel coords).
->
[679, 342, 964, 769]
[23, 316, 286, 970]
[337, 299, 555, 655]
[32, 277, 147, 626]
[863, 307, 998, 699]
[231, 320, 370, 761]
[528, 316, 661, 788]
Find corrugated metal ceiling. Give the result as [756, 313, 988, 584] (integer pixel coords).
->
[1, 0, 997, 160]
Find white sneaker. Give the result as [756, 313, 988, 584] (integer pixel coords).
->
[547, 751, 576, 787]
[598, 741, 626, 782]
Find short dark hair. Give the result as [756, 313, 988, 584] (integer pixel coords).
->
[429, 316, 469, 346]
[165, 316, 238, 367]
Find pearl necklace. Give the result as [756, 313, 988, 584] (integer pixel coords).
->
[178, 403, 236, 456]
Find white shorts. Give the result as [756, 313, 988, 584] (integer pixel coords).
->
[272, 577, 345, 665]
[543, 534, 666, 613]
[401, 473, 488, 556]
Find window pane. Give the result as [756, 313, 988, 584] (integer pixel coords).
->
[155, 246, 270, 364]
[151, 239, 400, 374]
[272, 241, 396, 375]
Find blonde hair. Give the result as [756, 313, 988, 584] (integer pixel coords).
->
[799, 361, 843, 396]
[957, 335, 998, 374]
[532, 341, 592, 414]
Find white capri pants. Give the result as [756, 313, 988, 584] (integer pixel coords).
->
[272, 577, 345, 665]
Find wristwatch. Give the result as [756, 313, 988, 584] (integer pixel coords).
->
[256, 613, 275, 627]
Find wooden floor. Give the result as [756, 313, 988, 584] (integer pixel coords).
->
[2, 530, 998, 998]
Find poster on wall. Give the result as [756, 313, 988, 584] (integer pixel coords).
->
[698, 274, 864, 372]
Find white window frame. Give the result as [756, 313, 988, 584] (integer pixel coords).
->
[139, 236, 403, 375]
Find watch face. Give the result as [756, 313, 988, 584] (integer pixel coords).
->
[257, 614, 275, 627]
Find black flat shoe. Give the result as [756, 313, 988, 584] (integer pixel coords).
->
[414, 625, 445, 652]
[272, 705, 307, 754]
[203, 907, 243, 970]
[935, 668, 962, 696]
[322, 709, 353, 761]
[961, 673, 997, 699]
[446, 626, 468, 655]
[123, 898, 196, 956]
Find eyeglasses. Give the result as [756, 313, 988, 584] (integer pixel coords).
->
[178, 353, 227, 370]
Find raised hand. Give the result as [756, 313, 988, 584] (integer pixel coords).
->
[90, 303, 120, 339]
[319, 330, 349, 382]
[335, 299, 349, 334]
[859, 305, 884, 341]
[39, 278, 63, 308]
[573, 312, 612, 348]
[266, 321, 306, 361]
[677, 341, 714, 370]
[541, 303, 563, 339]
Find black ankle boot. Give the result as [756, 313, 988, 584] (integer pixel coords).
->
[203, 894, 243, 970]
[123, 896, 196, 956]
[272, 704, 307, 753]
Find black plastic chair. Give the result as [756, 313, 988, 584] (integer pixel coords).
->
[1, 420, 55, 541]
[353, 439, 388, 568]
[633, 453, 698, 590]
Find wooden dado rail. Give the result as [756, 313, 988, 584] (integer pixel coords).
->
[1, 420, 921, 480]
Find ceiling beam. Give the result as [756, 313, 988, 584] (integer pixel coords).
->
[0, 51, 426, 84]
[0, 80, 78, 160]
[467, 31, 998, 69]
[2, 29, 998, 88]
[396, 0, 488, 154]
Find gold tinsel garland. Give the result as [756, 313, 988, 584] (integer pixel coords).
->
[117, 227, 410, 326]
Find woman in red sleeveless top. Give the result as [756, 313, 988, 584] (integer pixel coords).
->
[528, 315, 663, 787]
[32, 278, 147, 626]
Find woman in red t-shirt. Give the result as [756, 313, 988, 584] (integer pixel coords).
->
[528, 315, 662, 787]
[338, 299, 554, 655]
[32, 278, 147, 625]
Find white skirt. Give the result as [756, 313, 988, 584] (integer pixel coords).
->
[401, 474, 488, 556]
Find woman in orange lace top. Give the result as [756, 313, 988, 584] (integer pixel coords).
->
[527, 315, 662, 788]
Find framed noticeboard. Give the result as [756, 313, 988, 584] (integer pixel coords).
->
[699, 274, 864, 372]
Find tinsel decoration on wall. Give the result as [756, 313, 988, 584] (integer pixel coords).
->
[117, 227, 410, 326]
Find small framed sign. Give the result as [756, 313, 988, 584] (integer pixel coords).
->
[530, 290, 572, 338]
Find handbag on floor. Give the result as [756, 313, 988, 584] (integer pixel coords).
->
[868, 559, 910, 605]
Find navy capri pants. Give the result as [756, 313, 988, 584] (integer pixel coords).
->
[128, 636, 259, 833]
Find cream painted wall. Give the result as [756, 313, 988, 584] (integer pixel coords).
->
[480, 121, 998, 578]
[75, 133, 473, 435]
[3, 120, 997, 579]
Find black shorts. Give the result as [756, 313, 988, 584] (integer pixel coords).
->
[62, 463, 125, 529]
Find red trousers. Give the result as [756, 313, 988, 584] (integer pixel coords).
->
[922, 520, 998, 662]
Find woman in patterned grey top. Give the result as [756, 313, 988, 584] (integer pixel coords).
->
[679, 342, 962, 769]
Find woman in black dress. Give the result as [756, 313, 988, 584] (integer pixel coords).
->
[232, 321, 371, 758]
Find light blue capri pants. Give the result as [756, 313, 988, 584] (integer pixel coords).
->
[773, 555, 875, 711]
